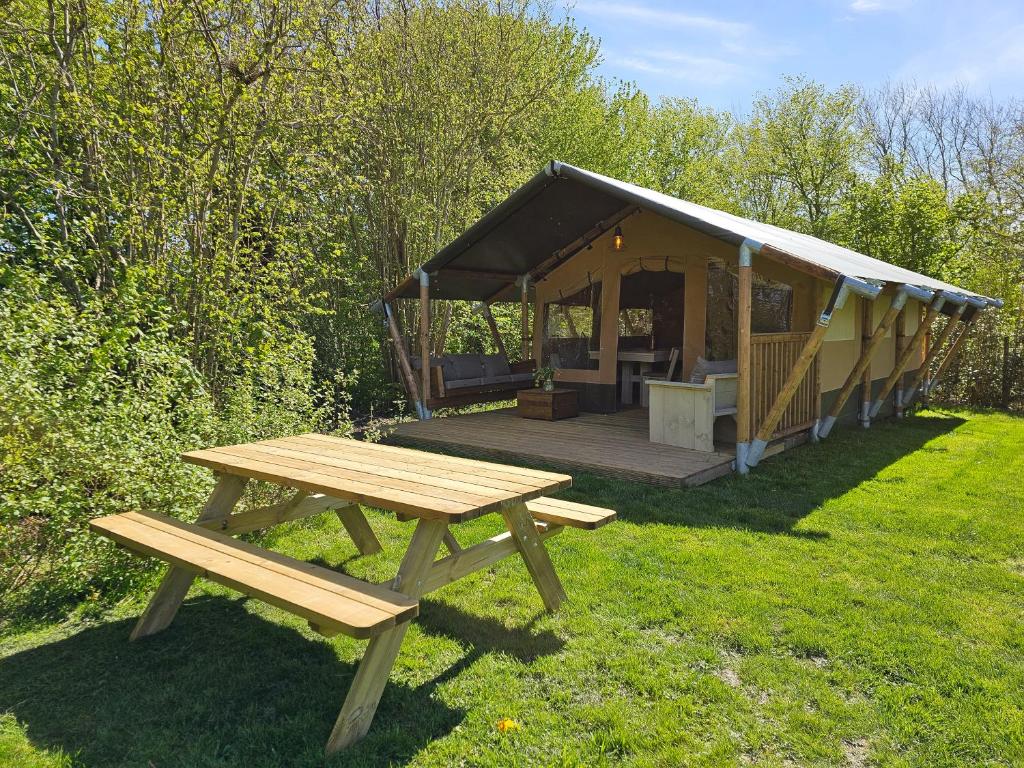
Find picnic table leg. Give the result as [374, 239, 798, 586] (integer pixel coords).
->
[326, 517, 447, 754]
[502, 501, 567, 613]
[129, 474, 248, 641]
[335, 504, 383, 556]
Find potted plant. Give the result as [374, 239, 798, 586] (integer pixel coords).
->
[534, 366, 556, 392]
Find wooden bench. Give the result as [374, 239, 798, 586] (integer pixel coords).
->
[525, 497, 615, 530]
[90, 511, 417, 639]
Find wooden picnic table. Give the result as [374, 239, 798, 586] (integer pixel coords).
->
[91, 434, 615, 754]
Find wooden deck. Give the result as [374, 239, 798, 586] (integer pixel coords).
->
[388, 408, 735, 487]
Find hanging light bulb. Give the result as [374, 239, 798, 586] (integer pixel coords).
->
[612, 225, 625, 251]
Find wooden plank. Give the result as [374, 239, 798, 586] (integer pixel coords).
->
[93, 512, 417, 638]
[129, 474, 248, 640]
[288, 433, 571, 486]
[204, 444, 505, 510]
[181, 448, 478, 521]
[273, 435, 557, 491]
[525, 498, 615, 530]
[224, 442, 525, 504]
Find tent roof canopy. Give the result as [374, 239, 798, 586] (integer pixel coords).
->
[388, 161, 997, 308]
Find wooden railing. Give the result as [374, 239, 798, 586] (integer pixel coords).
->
[749, 332, 820, 438]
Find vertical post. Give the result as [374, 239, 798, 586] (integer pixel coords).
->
[735, 239, 759, 475]
[859, 296, 873, 427]
[383, 301, 422, 416]
[482, 304, 507, 359]
[520, 275, 530, 361]
[1003, 336, 1011, 410]
[418, 270, 431, 411]
[894, 305, 907, 418]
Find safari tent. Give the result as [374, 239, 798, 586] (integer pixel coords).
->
[380, 162, 1001, 482]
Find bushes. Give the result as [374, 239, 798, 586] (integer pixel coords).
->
[0, 268, 335, 619]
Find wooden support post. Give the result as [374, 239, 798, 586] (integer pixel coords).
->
[482, 304, 507, 358]
[735, 246, 754, 474]
[902, 303, 967, 409]
[326, 518, 447, 754]
[859, 297, 873, 427]
[817, 292, 904, 438]
[336, 505, 383, 556]
[870, 295, 946, 418]
[130, 474, 248, 640]
[383, 301, 421, 410]
[502, 502, 566, 613]
[520, 276, 530, 360]
[894, 306, 907, 418]
[419, 271, 431, 408]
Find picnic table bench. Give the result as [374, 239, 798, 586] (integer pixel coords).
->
[89, 433, 615, 754]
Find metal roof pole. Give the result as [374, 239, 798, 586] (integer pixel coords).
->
[747, 275, 881, 468]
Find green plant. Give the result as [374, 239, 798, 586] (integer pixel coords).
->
[533, 366, 555, 387]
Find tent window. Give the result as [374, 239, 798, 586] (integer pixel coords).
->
[705, 258, 793, 360]
[542, 282, 602, 370]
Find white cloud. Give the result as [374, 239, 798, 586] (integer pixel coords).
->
[849, 0, 911, 12]
[574, 1, 750, 37]
[608, 50, 744, 85]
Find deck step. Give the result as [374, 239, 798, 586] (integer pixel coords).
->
[90, 511, 418, 639]
[525, 497, 616, 530]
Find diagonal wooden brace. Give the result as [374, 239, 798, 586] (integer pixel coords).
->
[818, 289, 910, 438]
[901, 303, 967, 409]
[869, 294, 946, 418]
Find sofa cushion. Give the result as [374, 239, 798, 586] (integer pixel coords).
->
[446, 377, 484, 390]
[481, 353, 511, 378]
[442, 354, 485, 381]
[509, 372, 536, 385]
[689, 356, 737, 384]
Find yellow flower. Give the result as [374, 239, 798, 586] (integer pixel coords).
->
[496, 717, 521, 733]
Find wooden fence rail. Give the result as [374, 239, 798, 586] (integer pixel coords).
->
[750, 332, 820, 439]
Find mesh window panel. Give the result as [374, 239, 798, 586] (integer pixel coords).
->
[542, 282, 602, 369]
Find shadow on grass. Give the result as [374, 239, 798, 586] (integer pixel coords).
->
[564, 413, 967, 538]
[0, 593, 564, 767]
[0, 596, 465, 768]
[396, 412, 966, 539]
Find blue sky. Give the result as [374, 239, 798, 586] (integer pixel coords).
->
[558, 0, 1024, 112]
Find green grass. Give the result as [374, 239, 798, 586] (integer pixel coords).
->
[3, 409, 1024, 767]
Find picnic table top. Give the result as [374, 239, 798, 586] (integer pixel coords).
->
[181, 433, 572, 522]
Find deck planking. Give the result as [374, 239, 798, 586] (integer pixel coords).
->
[388, 408, 735, 487]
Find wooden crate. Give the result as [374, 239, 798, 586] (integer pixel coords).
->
[517, 388, 579, 421]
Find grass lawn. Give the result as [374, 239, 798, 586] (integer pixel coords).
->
[2, 409, 1023, 767]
